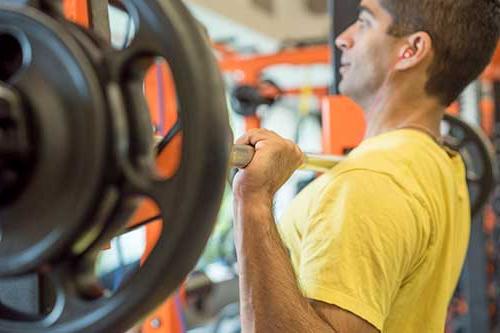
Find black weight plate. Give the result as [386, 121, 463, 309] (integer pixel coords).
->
[100, 1, 231, 330]
[442, 114, 497, 218]
[0, 4, 110, 276]
[0, 0, 231, 332]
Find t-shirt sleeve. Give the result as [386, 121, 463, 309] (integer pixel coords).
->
[298, 169, 428, 330]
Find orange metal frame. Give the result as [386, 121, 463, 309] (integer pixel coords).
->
[220, 45, 330, 130]
[220, 45, 330, 83]
[62, 0, 89, 26]
[483, 43, 500, 82]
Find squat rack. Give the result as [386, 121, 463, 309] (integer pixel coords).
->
[12, 1, 500, 332]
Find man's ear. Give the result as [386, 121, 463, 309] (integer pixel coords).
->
[394, 32, 433, 71]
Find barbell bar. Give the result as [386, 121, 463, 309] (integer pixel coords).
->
[156, 112, 496, 219]
[153, 135, 343, 173]
[231, 143, 341, 172]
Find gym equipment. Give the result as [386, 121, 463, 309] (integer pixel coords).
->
[0, 1, 230, 332]
[230, 114, 497, 218]
[153, 111, 495, 219]
[0, 2, 496, 332]
[231, 143, 343, 172]
[230, 82, 279, 117]
[441, 114, 497, 218]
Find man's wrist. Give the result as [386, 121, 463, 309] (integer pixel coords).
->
[233, 191, 274, 209]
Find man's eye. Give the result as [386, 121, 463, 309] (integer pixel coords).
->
[357, 16, 371, 28]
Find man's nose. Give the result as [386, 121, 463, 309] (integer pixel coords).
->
[335, 26, 354, 51]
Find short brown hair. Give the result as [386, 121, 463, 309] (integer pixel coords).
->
[380, 0, 500, 106]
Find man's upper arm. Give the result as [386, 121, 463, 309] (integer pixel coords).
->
[298, 169, 427, 331]
[311, 300, 380, 333]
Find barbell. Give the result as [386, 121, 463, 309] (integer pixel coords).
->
[0, 1, 496, 333]
[155, 111, 497, 218]
[227, 113, 497, 218]
[231, 143, 343, 172]
[152, 112, 496, 230]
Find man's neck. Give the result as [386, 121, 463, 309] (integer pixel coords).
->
[362, 88, 445, 141]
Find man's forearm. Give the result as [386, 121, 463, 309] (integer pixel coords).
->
[234, 197, 334, 332]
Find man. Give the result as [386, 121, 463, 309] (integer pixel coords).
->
[232, 0, 500, 332]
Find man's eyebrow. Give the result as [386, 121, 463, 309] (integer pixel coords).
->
[358, 5, 376, 18]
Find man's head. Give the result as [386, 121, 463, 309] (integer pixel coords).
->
[336, 0, 500, 107]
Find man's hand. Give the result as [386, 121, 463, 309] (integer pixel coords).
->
[232, 129, 304, 202]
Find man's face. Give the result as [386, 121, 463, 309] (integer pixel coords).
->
[335, 0, 399, 105]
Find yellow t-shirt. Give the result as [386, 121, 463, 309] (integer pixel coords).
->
[279, 129, 470, 332]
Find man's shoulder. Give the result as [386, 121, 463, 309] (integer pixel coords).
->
[335, 130, 451, 182]
[321, 167, 407, 202]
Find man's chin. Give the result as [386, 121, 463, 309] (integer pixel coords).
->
[338, 81, 352, 97]
[338, 83, 363, 106]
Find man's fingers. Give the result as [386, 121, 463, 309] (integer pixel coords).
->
[235, 130, 302, 161]
[235, 129, 303, 169]
[235, 135, 250, 146]
[235, 128, 261, 145]
[235, 129, 282, 147]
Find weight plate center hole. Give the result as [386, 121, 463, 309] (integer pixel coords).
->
[0, 33, 24, 82]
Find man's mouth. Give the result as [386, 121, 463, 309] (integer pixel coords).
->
[339, 63, 351, 74]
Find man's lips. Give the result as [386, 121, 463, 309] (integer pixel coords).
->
[339, 63, 351, 74]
